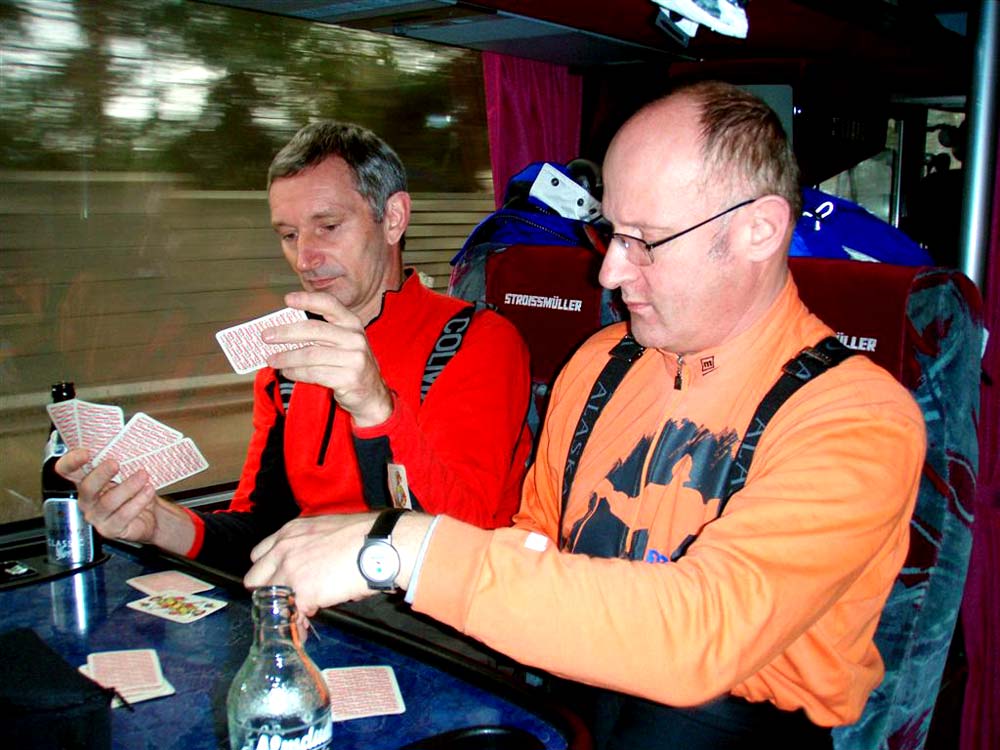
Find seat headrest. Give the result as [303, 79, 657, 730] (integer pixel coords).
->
[789, 258, 926, 382]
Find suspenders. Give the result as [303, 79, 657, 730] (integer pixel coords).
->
[558, 334, 645, 537]
[559, 334, 856, 556]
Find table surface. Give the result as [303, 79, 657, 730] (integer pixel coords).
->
[0, 541, 578, 750]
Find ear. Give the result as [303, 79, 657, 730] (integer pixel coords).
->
[382, 191, 411, 247]
[742, 195, 793, 262]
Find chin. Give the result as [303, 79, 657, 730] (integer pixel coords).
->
[630, 326, 680, 352]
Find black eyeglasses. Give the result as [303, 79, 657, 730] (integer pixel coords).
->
[605, 198, 759, 266]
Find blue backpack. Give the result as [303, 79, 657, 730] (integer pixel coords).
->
[792, 187, 933, 265]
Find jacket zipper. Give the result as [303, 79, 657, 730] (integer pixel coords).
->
[674, 356, 684, 390]
[316, 395, 335, 465]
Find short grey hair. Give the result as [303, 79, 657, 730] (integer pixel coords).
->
[268, 121, 407, 223]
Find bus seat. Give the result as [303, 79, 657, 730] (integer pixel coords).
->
[788, 257, 985, 750]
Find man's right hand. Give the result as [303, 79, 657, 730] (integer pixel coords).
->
[55, 449, 195, 555]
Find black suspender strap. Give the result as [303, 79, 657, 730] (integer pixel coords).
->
[420, 305, 476, 402]
[559, 334, 856, 558]
[559, 333, 645, 541]
[667, 335, 857, 562]
[721, 335, 856, 508]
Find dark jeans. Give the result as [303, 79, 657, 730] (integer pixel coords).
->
[558, 683, 834, 750]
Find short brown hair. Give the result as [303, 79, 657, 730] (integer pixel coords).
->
[675, 81, 802, 217]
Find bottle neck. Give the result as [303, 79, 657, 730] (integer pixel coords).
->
[251, 586, 301, 649]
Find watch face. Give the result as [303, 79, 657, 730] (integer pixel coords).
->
[359, 540, 400, 586]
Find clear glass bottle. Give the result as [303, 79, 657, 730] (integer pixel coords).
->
[227, 586, 332, 750]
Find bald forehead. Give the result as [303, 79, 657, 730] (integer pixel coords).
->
[603, 94, 710, 218]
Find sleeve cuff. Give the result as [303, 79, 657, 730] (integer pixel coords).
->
[352, 391, 400, 439]
[182, 506, 206, 559]
[404, 515, 441, 605]
[408, 516, 494, 630]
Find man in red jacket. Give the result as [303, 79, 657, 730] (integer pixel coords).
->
[58, 121, 533, 575]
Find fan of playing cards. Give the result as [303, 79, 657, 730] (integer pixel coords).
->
[47, 399, 208, 490]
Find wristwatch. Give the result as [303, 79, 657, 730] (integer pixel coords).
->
[357, 508, 410, 591]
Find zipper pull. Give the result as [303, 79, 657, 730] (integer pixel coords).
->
[674, 356, 683, 390]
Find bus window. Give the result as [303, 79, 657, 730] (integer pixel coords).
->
[0, 0, 492, 525]
[817, 106, 967, 268]
[819, 119, 900, 224]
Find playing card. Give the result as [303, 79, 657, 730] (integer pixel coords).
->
[80, 664, 176, 707]
[215, 307, 310, 375]
[127, 591, 227, 623]
[322, 666, 406, 721]
[126, 570, 214, 596]
[116, 437, 208, 489]
[75, 399, 125, 452]
[93, 412, 183, 467]
[87, 648, 165, 692]
[47, 399, 81, 450]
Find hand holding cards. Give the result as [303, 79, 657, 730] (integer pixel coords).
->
[47, 399, 208, 490]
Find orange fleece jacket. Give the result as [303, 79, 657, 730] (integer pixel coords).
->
[411, 275, 925, 727]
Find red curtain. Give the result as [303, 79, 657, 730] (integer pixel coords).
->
[482, 52, 583, 208]
[961, 128, 1000, 750]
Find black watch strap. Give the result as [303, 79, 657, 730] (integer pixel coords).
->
[368, 507, 409, 540]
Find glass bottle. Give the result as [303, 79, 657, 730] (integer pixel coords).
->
[227, 586, 332, 750]
[42, 381, 99, 565]
[42, 381, 77, 501]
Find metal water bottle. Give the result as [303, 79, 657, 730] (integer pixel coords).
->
[42, 381, 98, 566]
[227, 586, 332, 750]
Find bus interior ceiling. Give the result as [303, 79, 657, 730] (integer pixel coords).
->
[200, 1, 988, 274]
[200, 1, 975, 169]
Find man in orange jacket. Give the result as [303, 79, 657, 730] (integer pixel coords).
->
[245, 82, 925, 748]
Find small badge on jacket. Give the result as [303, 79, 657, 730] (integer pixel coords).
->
[387, 463, 412, 509]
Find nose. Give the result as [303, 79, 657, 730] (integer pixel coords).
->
[294, 234, 323, 273]
[598, 241, 634, 291]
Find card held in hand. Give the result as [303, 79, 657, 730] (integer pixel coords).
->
[47, 398, 124, 453]
[116, 437, 209, 490]
[215, 307, 310, 374]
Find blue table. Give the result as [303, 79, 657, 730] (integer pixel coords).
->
[0, 540, 581, 750]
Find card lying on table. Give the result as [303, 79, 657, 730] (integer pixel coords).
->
[126, 570, 214, 596]
[215, 307, 310, 375]
[81, 648, 175, 707]
[323, 666, 406, 721]
[127, 591, 227, 624]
